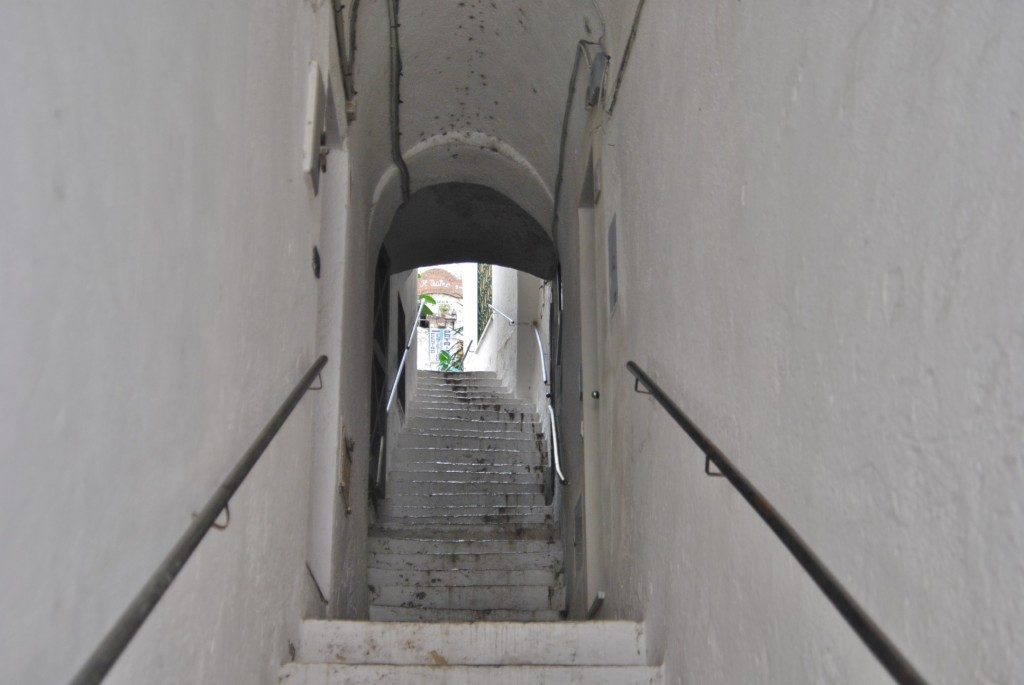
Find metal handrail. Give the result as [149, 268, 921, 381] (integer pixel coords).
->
[533, 322, 566, 485]
[532, 325, 549, 385]
[69, 355, 329, 685]
[547, 404, 566, 483]
[625, 361, 928, 685]
[488, 303, 515, 325]
[385, 299, 425, 414]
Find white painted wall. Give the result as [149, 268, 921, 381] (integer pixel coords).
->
[567, 1, 1024, 683]
[0, 2, 345, 683]
[468, 265, 519, 385]
[307, 140, 350, 610]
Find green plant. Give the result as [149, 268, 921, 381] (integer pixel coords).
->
[437, 347, 463, 372]
[418, 293, 436, 317]
[437, 333, 465, 372]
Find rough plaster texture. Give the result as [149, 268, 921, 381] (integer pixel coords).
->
[0, 1, 344, 682]
[345, 0, 598, 252]
[556, 1, 1024, 683]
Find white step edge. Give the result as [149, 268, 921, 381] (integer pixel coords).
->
[279, 663, 663, 684]
[295, 620, 650, 666]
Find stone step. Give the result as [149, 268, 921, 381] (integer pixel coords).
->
[295, 620, 650, 666]
[279, 663, 664, 684]
[417, 371, 498, 380]
[384, 492, 547, 508]
[368, 567, 558, 588]
[369, 583, 564, 612]
[396, 433, 542, 451]
[370, 532, 561, 557]
[392, 447, 543, 467]
[388, 468, 543, 484]
[379, 505, 549, 522]
[405, 417, 542, 433]
[386, 483, 544, 499]
[377, 512, 552, 526]
[409, 405, 539, 420]
[369, 551, 562, 572]
[415, 377, 505, 387]
[390, 461, 538, 475]
[409, 395, 532, 405]
[369, 522, 558, 541]
[367, 606, 565, 622]
[401, 425, 541, 440]
[413, 386, 513, 398]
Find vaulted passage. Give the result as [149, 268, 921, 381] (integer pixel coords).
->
[11, 1, 1023, 683]
[382, 183, 556, 279]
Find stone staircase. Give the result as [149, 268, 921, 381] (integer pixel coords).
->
[277, 371, 663, 683]
[371, 370, 560, 620]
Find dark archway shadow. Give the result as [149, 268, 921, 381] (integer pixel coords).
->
[381, 182, 557, 279]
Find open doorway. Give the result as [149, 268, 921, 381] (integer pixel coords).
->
[413, 263, 546, 387]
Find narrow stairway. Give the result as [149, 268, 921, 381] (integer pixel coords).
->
[371, 370, 560, 621]
[278, 371, 663, 683]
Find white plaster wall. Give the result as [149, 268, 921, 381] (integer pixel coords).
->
[0, 2, 341, 682]
[307, 140, 350, 608]
[514, 272, 550, 416]
[571, 2, 1024, 683]
[470, 265, 519, 386]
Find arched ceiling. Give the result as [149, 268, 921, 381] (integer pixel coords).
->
[346, 0, 604, 261]
[383, 182, 556, 278]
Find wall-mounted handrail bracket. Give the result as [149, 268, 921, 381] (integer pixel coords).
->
[488, 303, 515, 325]
[309, 372, 324, 391]
[633, 376, 652, 395]
[211, 503, 231, 530]
[704, 454, 724, 478]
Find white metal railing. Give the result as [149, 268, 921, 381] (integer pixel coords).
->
[488, 303, 515, 325]
[532, 325, 548, 385]
[533, 322, 566, 485]
[385, 299, 425, 414]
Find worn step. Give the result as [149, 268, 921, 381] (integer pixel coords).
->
[390, 461, 538, 475]
[385, 486, 544, 503]
[370, 522, 558, 541]
[393, 447, 543, 466]
[388, 466, 543, 483]
[368, 533, 558, 556]
[409, 411, 540, 426]
[415, 375, 505, 385]
[369, 551, 562, 573]
[402, 425, 542, 440]
[396, 433, 542, 451]
[366, 606, 565, 622]
[405, 417, 543, 433]
[280, 664, 661, 684]
[368, 567, 558, 588]
[418, 370, 498, 376]
[369, 583, 564, 612]
[296, 620, 650, 666]
[377, 512, 552, 526]
[379, 506, 549, 523]
[384, 493, 546, 508]
[411, 398, 536, 412]
[413, 388, 516, 398]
